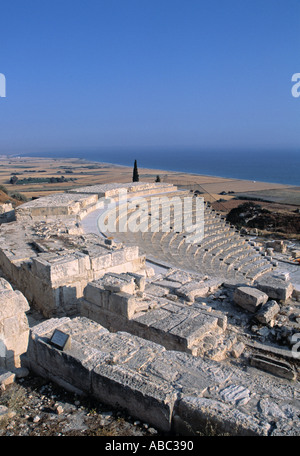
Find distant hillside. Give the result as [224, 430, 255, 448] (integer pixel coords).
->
[0, 186, 28, 207]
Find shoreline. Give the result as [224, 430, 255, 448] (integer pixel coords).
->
[77, 158, 296, 189]
[1, 153, 298, 188]
[0, 155, 299, 206]
[6, 154, 295, 188]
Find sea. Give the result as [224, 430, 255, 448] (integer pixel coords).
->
[18, 148, 300, 187]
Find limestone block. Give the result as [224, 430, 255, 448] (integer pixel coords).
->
[208, 344, 228, 362]
[84, 279, 137, 318]
[91, 362, 177, 432]
[50, 256, 80, 281]
[16, 193, 98, 218]
[166, 269, 191, 284]
[231, 342, 245, 358]
[32, 254, 82, 285]
[76, 252, 91, 274]
[30, 335, 102, 391]
[14, 291, 31, 313]
[155, 280, 183, 291]
[223, 280, 251, 289]
[273, 272, 290, 282]
[255, 300, 280, 325]
[133, 308, 172, 329]
[169, 313, 219, 349]
[31, 257, 51, 281]
[270, 240, 286, 253]
[145, 284, 170, 297]
[174, 396, 270, 436]
[59, 282, 84, 313]
[255, 279, 294, 301]
[126, 273, 146, 292]
[233, 287, 268, 313]
[26, 316, 177, 432]
[124, 246, 139, 261]
[108, 292, 137, 319]
[5, 331, 29, 361]
[90, 253, 112, 271]
[102, 273, 135, 294]
[111, 250, 125, 267]
[176, 281, 210, 302]
[23, 315, 300, 435]
[84, 281, 110, 308]
[27, 317, 109, 388]
[0, 290, 30, 318]
[146, 311, 193, 348]
[3, 316, 20, 338]
[0, 286, 30, 369]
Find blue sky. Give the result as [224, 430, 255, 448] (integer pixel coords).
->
[0, 0, 299, 154]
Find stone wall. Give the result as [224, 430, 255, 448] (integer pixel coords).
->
[0, 209, 146, 318]
[23, 316, 300, 435]
[0, 279, 30, 370]
[15, 193, 100, 220]
[68, 182, 177, 199]
[0, 243, 145, 318]
[81, 271, 240, 361]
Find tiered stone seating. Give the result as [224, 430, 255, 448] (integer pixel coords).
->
[83, 185, 274, 282]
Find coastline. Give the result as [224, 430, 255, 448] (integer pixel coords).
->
[75, 157, 295, 188]
[0, 155, 298, 204]
[3, 148, 299, 187]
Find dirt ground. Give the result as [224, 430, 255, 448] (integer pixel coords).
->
[0, 372, 161, 437]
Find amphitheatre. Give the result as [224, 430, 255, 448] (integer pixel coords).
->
[0, 160, 300, 436]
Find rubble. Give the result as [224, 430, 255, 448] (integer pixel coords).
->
[255, 300, 280, 325]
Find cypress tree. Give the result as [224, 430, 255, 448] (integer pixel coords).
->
[132, 159, 139, 182]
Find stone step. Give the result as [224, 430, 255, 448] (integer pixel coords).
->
[246, 263, 274, 281]
[238, 259, 271, 277]
[234, 254, 264, 271]
[206, 241, 245, 259]
[220, 242, 250, 259]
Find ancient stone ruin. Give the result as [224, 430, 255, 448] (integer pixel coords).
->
[0, 203, 15, 224]
[0, 182, 299, 435]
